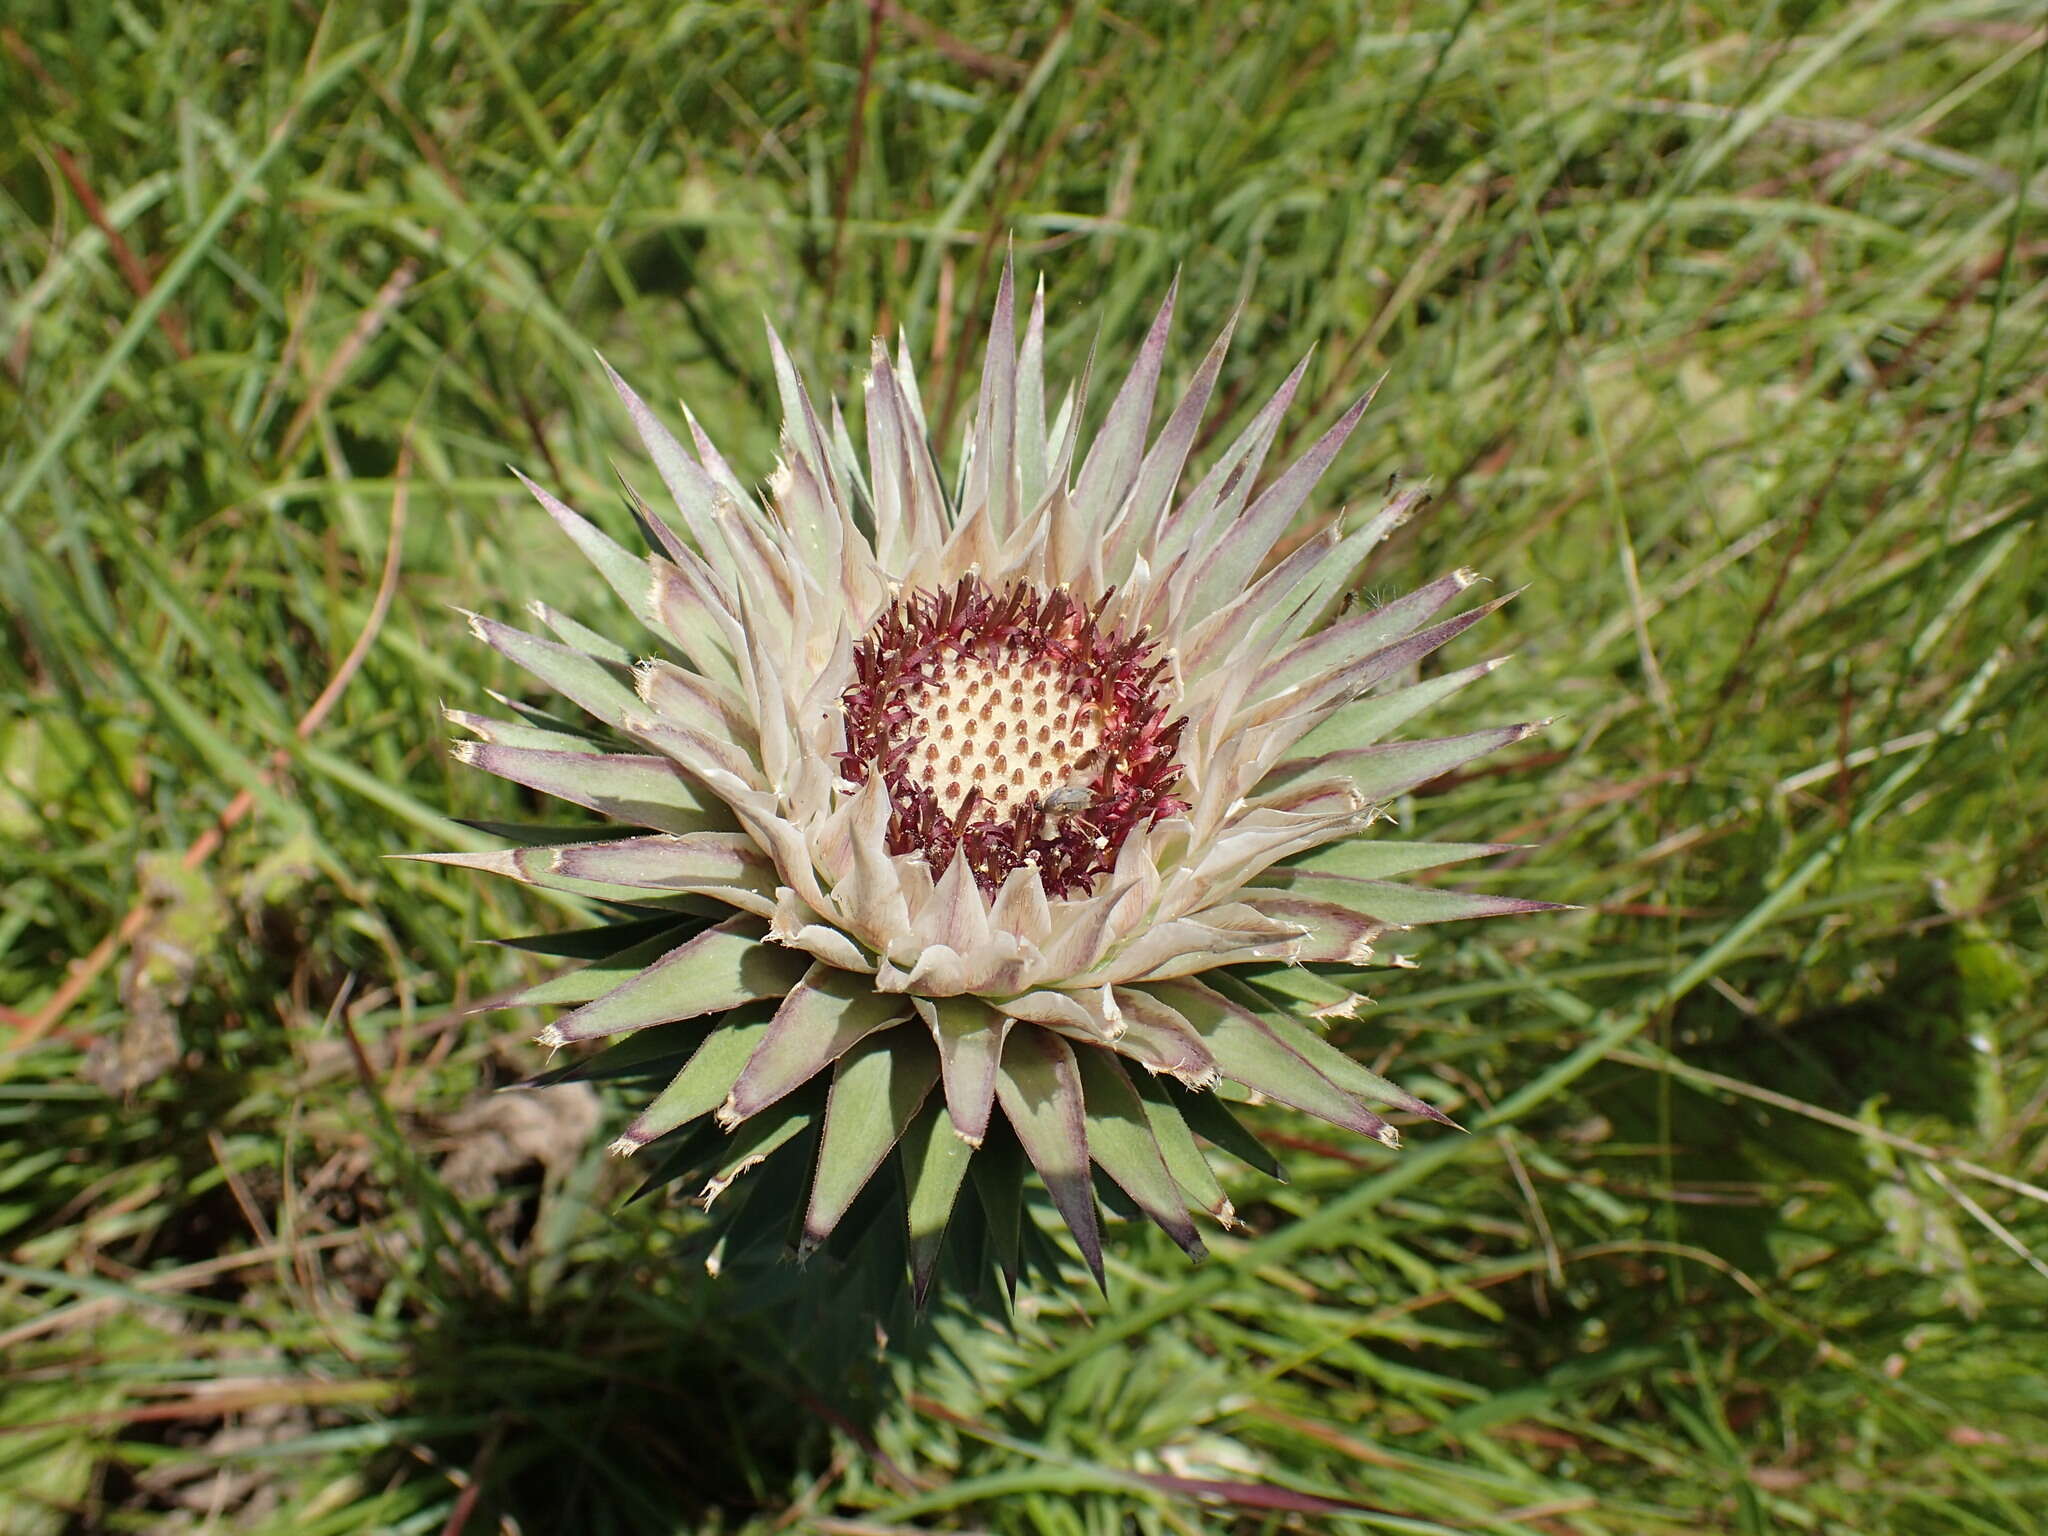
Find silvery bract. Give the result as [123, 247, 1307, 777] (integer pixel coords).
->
[421, 265, 1555, 1298]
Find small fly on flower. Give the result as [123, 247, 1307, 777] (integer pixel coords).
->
[1034, 783, 1100, 842]
[1041, 785, 1097, 815]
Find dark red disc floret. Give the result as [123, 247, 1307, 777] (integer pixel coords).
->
[838, 575, 1187, 898]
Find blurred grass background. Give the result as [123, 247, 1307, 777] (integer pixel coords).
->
[4, 0, 2046, 1530]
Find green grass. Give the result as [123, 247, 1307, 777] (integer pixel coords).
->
[4, 0, 2046, 1530]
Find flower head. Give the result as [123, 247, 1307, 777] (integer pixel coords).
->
[424, 265, 1556, 1297]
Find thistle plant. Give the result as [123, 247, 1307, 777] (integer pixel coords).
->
[423, 266, 1555, 1300]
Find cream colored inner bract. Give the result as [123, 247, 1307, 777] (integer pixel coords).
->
[899, 647, 1102, 818]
